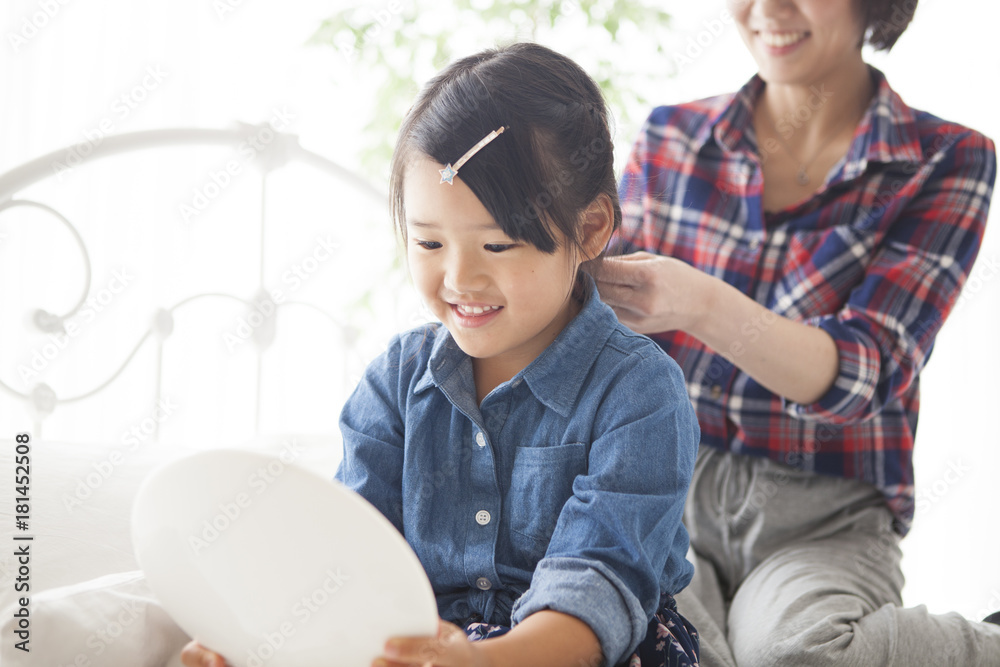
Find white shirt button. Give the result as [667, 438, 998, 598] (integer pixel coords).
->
[475, 432, 486, 448]
[476, 577, 492, 590]
[475, 510, 491, 525]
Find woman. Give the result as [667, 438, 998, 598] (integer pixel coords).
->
[597, 0, 999, 665]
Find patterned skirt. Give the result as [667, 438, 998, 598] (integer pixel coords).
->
[463, 592, 699, 667]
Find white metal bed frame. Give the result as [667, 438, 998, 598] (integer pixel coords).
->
[0, 124, 389, 439]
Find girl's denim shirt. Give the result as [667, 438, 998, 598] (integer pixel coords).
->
[336, 279, 700, 666]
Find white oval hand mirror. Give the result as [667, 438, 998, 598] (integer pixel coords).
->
[132, 449, 438, 667]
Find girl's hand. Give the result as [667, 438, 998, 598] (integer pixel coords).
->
[374, 619, 489, 667]
[180, 640, 228, 667]
[593, 251, 716, 335]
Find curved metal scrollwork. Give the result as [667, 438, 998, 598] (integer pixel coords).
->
[0, 125, 387, 437]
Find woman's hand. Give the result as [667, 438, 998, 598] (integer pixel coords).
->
[596, 251, 839, 404]
[180, 640, 228, 667]
[592, 251, 717, 335]
[374, 619, 489, 667]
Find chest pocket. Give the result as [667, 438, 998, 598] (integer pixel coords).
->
[507, 443, 588, 553]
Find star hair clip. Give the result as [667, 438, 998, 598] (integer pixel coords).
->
[439, 126, 507, 185]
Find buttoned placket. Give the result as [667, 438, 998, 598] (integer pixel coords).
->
[442, 393, 504, 618]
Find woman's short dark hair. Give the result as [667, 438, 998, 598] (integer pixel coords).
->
[389, 42, 620, 257]
[862, 0, 918, 52]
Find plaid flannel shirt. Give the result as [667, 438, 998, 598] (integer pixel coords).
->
[615, 67, 996, 534]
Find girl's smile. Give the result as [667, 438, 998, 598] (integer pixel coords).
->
[402, 156, 582, 387]
[450, 302, 503, 327]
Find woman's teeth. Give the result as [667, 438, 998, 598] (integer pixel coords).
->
[456, 304, 501, 316]
[760, 31, 807, 48]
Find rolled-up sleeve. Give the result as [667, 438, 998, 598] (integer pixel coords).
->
[511, 349, 700, 665]
[511, 557, 644, 666]
[784, 130, 996, 424]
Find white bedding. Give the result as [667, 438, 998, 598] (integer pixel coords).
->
[0, 435, 342, 666]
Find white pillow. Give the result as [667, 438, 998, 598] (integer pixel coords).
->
[0, 570, 190, 667]
[0, 434, 341, 605]
[0, 438, 200, 602]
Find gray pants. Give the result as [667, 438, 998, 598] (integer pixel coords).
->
[675, 446, 1000, 667]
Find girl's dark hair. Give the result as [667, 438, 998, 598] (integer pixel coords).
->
[389, 42, 620, 258]
[862, 0, 918, 51]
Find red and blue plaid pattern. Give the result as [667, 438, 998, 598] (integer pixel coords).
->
[615, 67, 996, 534]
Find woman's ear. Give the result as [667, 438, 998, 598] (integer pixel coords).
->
[578, 193, 615, 261]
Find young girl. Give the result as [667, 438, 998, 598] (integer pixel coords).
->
[182, 42, 701, 667]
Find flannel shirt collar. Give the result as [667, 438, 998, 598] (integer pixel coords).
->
[701, 66, 924, 182]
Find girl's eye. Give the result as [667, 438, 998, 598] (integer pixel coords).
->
[484, 243, 515, 253]
[415, 240, 442, 250]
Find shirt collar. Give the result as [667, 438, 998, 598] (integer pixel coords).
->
[413, 276, 618, 418]
[702, 66, 923, 178]
[699, 75, 763, 155]
[839, 66, 923, 179]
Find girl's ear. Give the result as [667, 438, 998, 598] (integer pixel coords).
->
[578, 194, 615, 261]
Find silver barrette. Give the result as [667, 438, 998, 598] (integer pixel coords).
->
[439, 126, 507, 185]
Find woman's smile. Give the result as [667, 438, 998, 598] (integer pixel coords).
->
[756, 29, 811, 53]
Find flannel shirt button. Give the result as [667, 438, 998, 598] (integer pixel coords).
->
[749, 237, 761, 250]
[710, 385, 723, 400]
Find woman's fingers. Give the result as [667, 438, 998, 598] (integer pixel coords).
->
[180, 641, 227, 667]
[597, 273, 659, 324]
[593, 254, 652, 287]
[594, 278, 638, 308]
